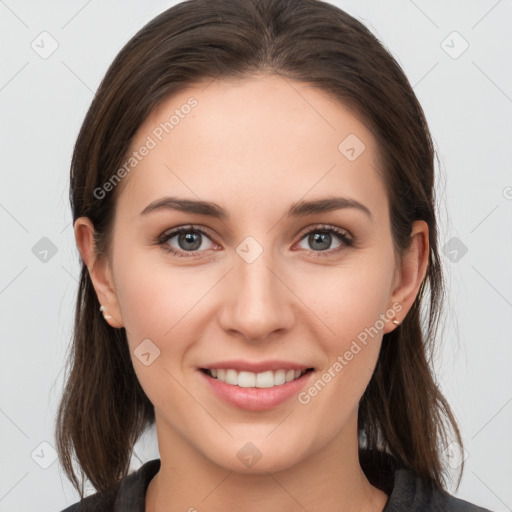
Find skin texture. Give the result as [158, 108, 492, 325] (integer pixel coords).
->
[74, 74, 429, 512]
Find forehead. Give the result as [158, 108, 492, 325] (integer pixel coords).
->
[117, 74, 387, 221]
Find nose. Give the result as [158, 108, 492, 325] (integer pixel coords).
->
[217, 246, 296, 342]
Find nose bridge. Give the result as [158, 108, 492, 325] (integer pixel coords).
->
[219, 234, 294, 340]
[237, 242, 277, 299]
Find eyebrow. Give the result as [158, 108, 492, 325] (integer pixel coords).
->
[139, 196, 372, 220]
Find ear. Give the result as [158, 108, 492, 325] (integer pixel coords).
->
[384, 220, 429, 333]
[74, 217, 124, 328]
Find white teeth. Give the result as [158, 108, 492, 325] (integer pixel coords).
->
[238, 371, 256, 388]
[256, 371, 274, 388]
[225, 369, 238, 385]
[274, 369, 286, 385]
[207, 368, 308, 388]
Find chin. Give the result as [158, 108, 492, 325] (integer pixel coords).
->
[203, 436, 310, 475]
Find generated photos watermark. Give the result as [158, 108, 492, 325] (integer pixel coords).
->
[297, 301, 402, 405]
[93, 96, 198, 200]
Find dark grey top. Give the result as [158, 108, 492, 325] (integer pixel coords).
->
[60, 453, 493, 512]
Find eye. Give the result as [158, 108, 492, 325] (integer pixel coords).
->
[155, 223, 354, 259]
[156, 225, 217, 258]
[295, 224, 353, 257]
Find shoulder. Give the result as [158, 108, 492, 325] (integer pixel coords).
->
[59, 490, 115, 512]
[386, 468, 493, 512]
[359, 450, 493, 512]
[59, 459, 161, 512]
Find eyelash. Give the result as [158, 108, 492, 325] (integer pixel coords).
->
[155, 224, 354, 259]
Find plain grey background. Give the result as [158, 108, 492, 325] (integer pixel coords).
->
[1, 0, 511, 510]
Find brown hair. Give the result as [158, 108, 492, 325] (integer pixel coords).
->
[56, 0, 463, 499]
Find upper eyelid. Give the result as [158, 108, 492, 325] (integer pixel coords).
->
[297, 223, 351, 239]
[161, 224, 213, 238]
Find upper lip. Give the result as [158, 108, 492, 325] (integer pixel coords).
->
[200, 360, 313, 373]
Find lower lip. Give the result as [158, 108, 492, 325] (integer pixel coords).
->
[199, 370, 314, 411]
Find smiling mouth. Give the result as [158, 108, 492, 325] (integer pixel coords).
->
[201, 368, 314, 388]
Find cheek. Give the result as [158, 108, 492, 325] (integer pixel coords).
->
[297, 276, 386, 431]
[113, 255, 209, 413]
[299, 254, 395, 345]
[294, 251, 394, 409]
[112, 241, 208, 345]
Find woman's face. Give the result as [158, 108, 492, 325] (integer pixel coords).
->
[81, 74, 425, 473]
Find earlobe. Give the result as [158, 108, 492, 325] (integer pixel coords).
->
[386, 220, 429, 331]
[73, 217, 124, 328]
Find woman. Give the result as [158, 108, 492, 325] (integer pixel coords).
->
[56, 0, 492, 510]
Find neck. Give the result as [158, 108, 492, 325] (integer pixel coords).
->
[146, 412, 388, 512]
